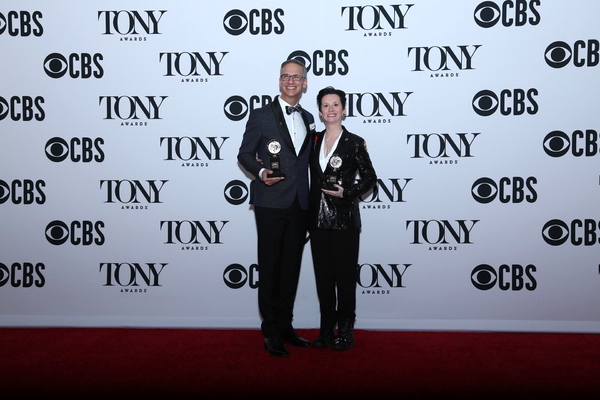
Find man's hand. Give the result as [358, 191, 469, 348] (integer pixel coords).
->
[262, 169, 285, 186]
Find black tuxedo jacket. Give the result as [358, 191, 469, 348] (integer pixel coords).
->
[238, 96, 316, 210]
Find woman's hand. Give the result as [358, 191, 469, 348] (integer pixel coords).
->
[321, 184, 344, 198]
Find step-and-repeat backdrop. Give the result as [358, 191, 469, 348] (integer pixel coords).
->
[1, 1, 599, 332]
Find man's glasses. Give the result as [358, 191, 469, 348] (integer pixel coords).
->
[280, 74, 305, 82]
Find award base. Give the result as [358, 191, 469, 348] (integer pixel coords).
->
[322, 183, 339, 191]
[267, 170, 286, 178]
[267, 155, 284, 178]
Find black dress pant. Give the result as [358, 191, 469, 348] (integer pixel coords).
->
[254, 199, 308, 338]
[309, 228, 359, 330]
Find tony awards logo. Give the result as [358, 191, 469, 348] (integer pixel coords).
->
[324, 155, 342, 191]
[267, 139, 285, 177]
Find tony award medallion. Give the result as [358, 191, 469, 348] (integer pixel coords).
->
[267, 139, 285, 178]
[324, 155, 342, 191]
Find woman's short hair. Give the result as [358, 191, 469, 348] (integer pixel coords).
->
[316, 86, 347, 109]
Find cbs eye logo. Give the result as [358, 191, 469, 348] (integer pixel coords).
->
[543, 131, 571, 157]
[471, 264, 497, 290]
[45, 220, 70, 245]
[472, 90, 498, 116]
[45, 137, 70, 161]
[224, 180, 249, 205]
[471, 177, 497, 203]
[223, 10, 249, 35]
[223, 96, 248, 121]
[474, 2, 501, 27]
[542, 219, 569, 246]
[545, 41, 572, 68]
[223, 264, 258, 289]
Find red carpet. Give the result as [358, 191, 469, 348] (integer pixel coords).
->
[1, 328, 599, 399]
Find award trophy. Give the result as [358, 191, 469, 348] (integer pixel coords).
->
[266, 139, 285, 178]
[323, 155, 342, 191]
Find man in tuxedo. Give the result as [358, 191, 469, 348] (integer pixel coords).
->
[238, 59, 316, 357]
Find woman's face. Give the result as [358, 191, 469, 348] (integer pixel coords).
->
[319, 94, 345, 124]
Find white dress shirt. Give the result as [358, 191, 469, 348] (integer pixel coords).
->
[278, 97, 307, 155]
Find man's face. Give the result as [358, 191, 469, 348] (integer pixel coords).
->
[279, 63, 307, 104]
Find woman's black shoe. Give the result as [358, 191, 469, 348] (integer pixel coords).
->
[331, 335, 354, 350]
[312, 329, 334, 348]
[332, 319, 354, 350]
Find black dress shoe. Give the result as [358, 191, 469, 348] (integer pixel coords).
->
[264, 337, 289, 357]
[312, 329, 334, 348]
[281, 331, 311, 347]
[332, 319, 354, 351]
[331, 335, 354, 351]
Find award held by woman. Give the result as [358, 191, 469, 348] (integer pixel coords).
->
[267, 139, 285, 178]
[323, 155, 342, 191]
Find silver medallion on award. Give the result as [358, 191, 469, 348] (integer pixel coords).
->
[267, 139, 285, 178]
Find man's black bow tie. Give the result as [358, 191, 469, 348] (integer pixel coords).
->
[286, 105, 302, 115]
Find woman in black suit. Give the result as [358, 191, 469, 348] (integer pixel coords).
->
[309, 86, 377, 351]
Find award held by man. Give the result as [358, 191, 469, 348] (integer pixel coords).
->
[267, 139, 285, 178]
[323, 155, 342, 191]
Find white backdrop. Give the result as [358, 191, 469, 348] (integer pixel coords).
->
[1, 0, 599, 333]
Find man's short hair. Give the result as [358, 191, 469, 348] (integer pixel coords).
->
[280, 59, 308, 77]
